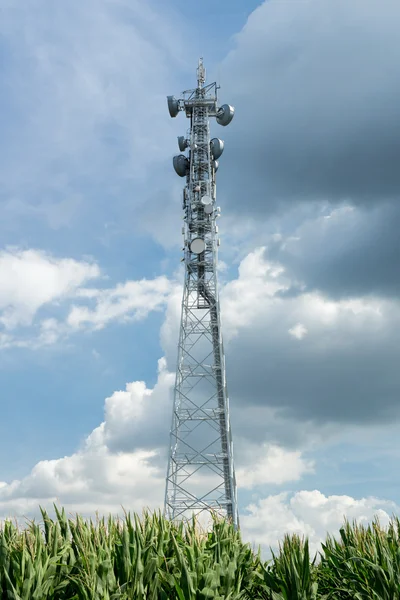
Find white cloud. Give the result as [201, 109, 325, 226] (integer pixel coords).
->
[67, 277, 172, 330]
[289, 323, 308, 339]
[218, 248, 288, 340]
[241, 490, 399, 558]
[158, 245, 400, 440]
[2, 245, 400, 546]
[0, 241, 384, 436]
[1, 397, 395, 562]
[0, 358, 174, 521]
[0, 352, 314, 523]
[0, 449, 163, 522]
[86, 357, 175, 453]
[221, 247, 386, 340]
[0, 248, 99, 330]
[0, 247, 174, 348]
[236, 444, 314, 488]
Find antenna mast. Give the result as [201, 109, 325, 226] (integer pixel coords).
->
[197, 57, 206, 88]
[165, 61, 238, 528]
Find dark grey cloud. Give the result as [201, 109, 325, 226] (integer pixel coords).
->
[207, 0, 400, 301]
[153, 1, 400, 444]
[227, 294, 400, 428]
[266, 201, 400, 299]
[218, 0, 400, 213]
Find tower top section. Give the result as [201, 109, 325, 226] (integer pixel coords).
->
[197, 57, 206, 88]
[167, 59, 235, 126]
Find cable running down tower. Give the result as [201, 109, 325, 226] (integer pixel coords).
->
[164, 59, 239, 528]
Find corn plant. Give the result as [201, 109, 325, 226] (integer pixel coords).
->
[317, 516, 400, 599]
[0, 506, 265, 599]
[2, 506, 400, 599]
[0, 516, 71, 600]
[167, 517, 261, 599]
[256, 533, 319, 600]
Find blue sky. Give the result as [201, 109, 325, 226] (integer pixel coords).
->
[2, 0, 400, 554]
[0, 0, 263, 477]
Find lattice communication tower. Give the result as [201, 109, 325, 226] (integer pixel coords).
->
[164, 59, 239, 529]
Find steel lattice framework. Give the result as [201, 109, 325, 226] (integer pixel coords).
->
[164, 60, 239, 529]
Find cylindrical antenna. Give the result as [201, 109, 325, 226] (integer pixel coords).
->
[197, 57, 206, 89]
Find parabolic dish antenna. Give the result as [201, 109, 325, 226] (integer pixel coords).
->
[210, 138, 224, 159]
[167, 96, 179, 118]
[178, 136, 188, 151]
[190, 238, 206, 254]
[173, 155, 189, 177]
[216, 104, 235, 126]
[201, 195, 212, 205]
[204, 204, 213, 214]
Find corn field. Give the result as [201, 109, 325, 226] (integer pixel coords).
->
[1, 506, 400, 599]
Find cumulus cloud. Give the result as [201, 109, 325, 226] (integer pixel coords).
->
[3, 240, 390, 442]
[0, 354, 314, 525]
[153, 241, 400, 444]
[0, 358, 173, 521]
[241, 490, 399, 558]
[236, 444, 314, 489]
[144, 243, 400, 446]
[1, 243, 398, 555]
[267, 201, 400, 299]
[1, 393, 395, 561]
[67, 277, 172, 330]
[86, 357, 174, 454]
[0, 247, 173, 348]
[221, 248, 287, 340]
[0, 248, 99, 330]
[288, 323, 308, 340]
[0, 449, 163, 523]
[219, 246, 400, 430]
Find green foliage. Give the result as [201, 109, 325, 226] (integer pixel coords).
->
[0, 507, 261, 599]
[317, 515, 400, 599]
[257, 533, 319, 600]
[2, 507, 400, 599]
